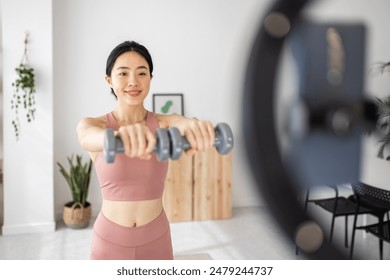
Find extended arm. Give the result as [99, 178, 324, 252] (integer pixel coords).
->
[77, 116, 156, 160]
[157, 114, 215, 156]
[77, 116, 107, 153]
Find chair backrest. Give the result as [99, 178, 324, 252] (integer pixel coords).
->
[351, 182, 390, 210]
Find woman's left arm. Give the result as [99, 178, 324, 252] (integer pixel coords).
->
[157, 114, 215, 156]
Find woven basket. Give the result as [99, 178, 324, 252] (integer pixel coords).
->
[63, 201, 91, 229]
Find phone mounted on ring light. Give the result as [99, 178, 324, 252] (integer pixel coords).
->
[243, 0, 377, 259]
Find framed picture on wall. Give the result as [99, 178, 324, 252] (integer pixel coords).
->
[152, 93, 184, 115]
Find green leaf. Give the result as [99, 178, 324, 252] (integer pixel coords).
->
[57, 154, 93, 206]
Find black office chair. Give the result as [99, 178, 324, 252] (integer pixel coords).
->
[350, 182, 390, 259]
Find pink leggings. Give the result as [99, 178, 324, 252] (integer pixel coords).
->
[90, 210, 173, 260]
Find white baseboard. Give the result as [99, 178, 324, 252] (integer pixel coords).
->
[2, 221, 56, 235]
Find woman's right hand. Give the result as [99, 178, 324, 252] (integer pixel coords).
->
[117, 124, 156, 160]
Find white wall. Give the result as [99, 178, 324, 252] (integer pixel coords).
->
[2, 0, 54, 234]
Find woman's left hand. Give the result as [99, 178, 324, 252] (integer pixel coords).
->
[181, 119, 215, 156]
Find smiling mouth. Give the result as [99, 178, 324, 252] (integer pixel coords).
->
[125, 90, 141, 96]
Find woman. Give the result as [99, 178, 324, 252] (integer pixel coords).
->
[77, 41, 215, 260]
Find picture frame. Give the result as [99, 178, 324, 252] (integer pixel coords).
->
[152, 93, 184, 115]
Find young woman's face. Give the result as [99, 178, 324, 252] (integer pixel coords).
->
[106, 51, 151, 106]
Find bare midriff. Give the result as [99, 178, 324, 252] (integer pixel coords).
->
[101, 198, 163, 227]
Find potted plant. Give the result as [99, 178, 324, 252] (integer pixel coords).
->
[371, 61, 390, 160]
[373, 96, 390, 160]
[57, 154, 93, 229]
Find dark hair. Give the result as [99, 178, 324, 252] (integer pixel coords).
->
[105, 41, 153, 97]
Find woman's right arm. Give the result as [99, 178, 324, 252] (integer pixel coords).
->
[76, 116, 107, 153]
[77, 116, 156, 160]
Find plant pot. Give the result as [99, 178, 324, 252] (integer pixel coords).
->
[63, 201, 92, 229]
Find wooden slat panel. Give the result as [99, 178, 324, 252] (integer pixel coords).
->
[193, 149, 215, 221]
[162, 154, 193, 222]
[193, 149, 232, 221]
[219, 152, 232, 219]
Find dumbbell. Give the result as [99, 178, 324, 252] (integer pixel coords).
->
[104, 128, 171, 163]
[166, 123, 234, 160]
[103, 123, 234, 163]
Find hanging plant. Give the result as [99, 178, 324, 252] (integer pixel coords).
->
[10, 32, 36, 141]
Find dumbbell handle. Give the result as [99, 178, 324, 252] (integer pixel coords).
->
[113, 138, 124, 153]
[112, 139, 160, 153]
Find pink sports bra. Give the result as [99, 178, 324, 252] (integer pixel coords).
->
[94, 111, 168, 201]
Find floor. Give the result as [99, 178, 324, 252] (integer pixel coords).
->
[0, 206, 389, 260]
